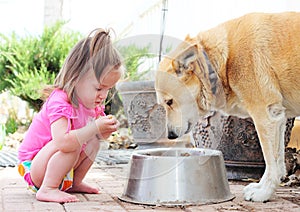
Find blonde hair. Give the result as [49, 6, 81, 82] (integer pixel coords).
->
[53, 28, 122, 107]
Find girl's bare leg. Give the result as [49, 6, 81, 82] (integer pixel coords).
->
[31, 142, 80, 203]
[67, 138, 100, 193]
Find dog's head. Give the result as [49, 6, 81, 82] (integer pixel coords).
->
[155, 35, 219, 139]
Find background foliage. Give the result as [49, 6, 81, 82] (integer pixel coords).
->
[0, 22, 82, 111]
[117, 44, 154, 81]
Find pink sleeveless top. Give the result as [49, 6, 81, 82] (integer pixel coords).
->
[18, 89, 105, 162]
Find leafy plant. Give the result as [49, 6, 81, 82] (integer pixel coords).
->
[117, 44, 155, 81]
[0, 21, 82, 111]
[5, 110, 18, 134]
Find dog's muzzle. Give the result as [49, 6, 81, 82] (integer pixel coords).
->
[167, 121, 192, 139]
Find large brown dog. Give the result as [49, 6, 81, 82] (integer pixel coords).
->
[155, 12, 300, 202]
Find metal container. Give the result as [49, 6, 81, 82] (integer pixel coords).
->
[119, 148, 235, 206]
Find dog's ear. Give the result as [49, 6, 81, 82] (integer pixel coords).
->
[172, 45, 198, 76]
[184, 34, 193, 42]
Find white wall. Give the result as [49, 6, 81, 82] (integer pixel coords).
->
[1, 0, 300, 39]
[163, 0, 300, 38]
[63, 0, 300, 39]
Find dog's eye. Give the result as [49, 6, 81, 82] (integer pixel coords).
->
[166, 99, 173, 107]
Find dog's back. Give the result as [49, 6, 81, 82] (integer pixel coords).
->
[200, 12, 300, 117]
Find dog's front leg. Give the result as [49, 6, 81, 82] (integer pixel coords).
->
[243, 103, 286, 202]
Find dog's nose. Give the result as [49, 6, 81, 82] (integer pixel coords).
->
[168, 131, 178, 139]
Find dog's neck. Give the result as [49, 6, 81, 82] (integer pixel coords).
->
[200, 50, 227, 111]
[202, 50, 218, 95]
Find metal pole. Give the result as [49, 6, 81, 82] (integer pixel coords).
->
[158, 0, 168, 62]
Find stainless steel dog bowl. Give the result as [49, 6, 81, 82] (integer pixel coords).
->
[119, 148, 234, 206]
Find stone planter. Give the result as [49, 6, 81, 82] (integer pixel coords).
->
[116, 81, 167, 146]
[192, 112, 295, 180]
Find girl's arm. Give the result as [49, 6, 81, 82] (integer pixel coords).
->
[51, 117, 98, 152]
[51, 116, 117, 152]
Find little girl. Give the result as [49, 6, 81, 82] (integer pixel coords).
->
[17, 28, 123, 203]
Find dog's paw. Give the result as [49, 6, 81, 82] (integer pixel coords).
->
[243, 182, 275, 202]
[243, 182, 261, 193]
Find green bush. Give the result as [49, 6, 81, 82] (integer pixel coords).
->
[117, 44, 154, 81]
[5, 109, 18, 134]
[0, 22, 82, 111]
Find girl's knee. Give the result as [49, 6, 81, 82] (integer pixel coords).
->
[89, 139, 100, 150]
[84, 139, 100, 157]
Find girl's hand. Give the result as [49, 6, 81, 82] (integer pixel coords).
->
[95, 115, 119, 140]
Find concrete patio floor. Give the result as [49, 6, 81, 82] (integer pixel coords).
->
[1, 160, 300, 212]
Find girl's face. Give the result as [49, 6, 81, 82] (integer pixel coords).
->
[75, 66, 121, 109]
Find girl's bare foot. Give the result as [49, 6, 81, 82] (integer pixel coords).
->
[67, 182, 99, 194]
[36, 187, 79, 203]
